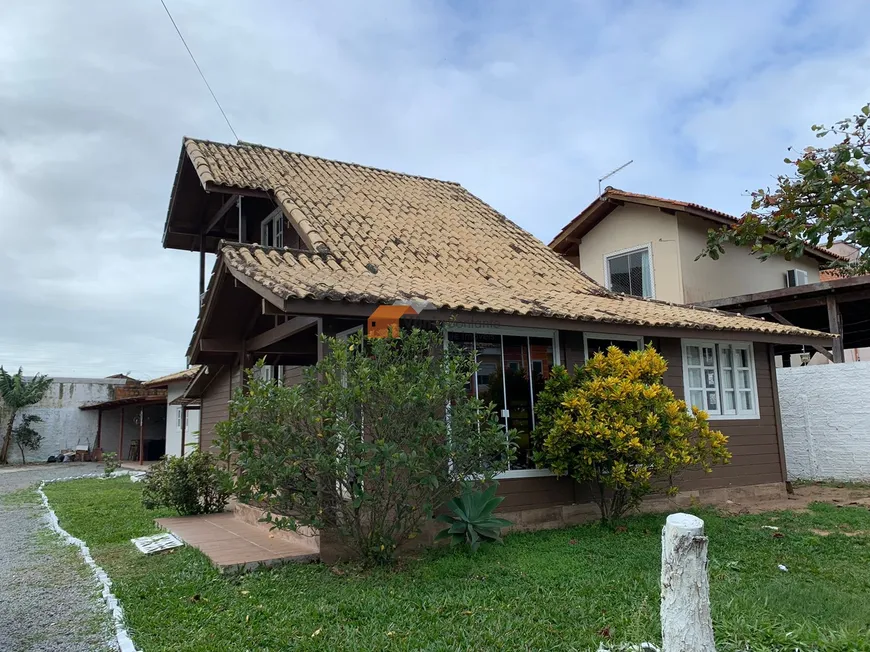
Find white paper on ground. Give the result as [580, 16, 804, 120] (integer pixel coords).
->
[132, 533, 183, 554]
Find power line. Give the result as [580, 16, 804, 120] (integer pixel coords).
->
[158, 0, 239, 142]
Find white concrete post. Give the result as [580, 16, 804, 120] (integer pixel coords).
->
[661, 513, 715, 652]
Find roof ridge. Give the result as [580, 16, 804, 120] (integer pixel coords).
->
[184, 136, 463, 187]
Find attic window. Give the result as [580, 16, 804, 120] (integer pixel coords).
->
[605, 245, 654, 298]
[261, 208, 284, 248]
[259, 208, 305, 249]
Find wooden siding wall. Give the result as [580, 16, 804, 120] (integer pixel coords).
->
[282, 365, 306, 387]
[496, 335, 784, 511]
[199, 367, 234, 453]
[656, 338, 784, 489]
[196, 327, 784, 512]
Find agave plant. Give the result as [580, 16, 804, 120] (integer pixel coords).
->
[434, 483, 512, 552]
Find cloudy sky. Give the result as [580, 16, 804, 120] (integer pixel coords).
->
[1, 0, 868, 379]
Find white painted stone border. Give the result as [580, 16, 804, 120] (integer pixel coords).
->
[38, 471, 141, 652]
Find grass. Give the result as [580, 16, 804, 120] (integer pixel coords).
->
[43, 478, 870, 652]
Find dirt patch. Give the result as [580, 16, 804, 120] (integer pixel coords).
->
[719, 484, 870, 516]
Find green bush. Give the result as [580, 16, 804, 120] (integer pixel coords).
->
[216, 327, 511, 566]
[102, 451, 119, 477]
[435, 483, 512, 552]
[534, 346, 730, 523]
[141, 451, 231, 515]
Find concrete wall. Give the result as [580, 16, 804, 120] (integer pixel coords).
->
[165, 381, 200, 457]
[11, 377, 126, 463]
[677, 214, 820, 304]
[576, 204, 684, 303]
[777, 363, 870, 481]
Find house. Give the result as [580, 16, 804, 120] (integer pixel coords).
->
[549, 187, 869, 366]
[549, 187, 842, 305]
[141, 367, 201, 457]
[161, 138, 831, 529]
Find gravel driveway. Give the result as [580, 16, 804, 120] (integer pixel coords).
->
[0, 463, 116, 652]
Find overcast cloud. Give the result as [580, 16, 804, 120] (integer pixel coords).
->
[1, 0, 868, 379]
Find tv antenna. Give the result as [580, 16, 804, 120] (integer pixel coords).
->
[598, 160, 634, 195]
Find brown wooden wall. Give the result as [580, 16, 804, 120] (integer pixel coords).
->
[199, 367, 234, 453]
[656, 338, 785, 490]
[497, 335, 785, 511]
[282, 365, 306, 387]
[196, 326, 785, 512]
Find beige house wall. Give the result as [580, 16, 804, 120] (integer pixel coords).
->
[676, 214, 821, 304]
[576, 204, 684, 304]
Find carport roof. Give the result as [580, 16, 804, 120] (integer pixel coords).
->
[79, 395, 168, 411]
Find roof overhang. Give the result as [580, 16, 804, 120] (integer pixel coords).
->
[162, 141, 272, 252]
[694, 276, 870, 352]
[189, 253, 833, 349]
[79, 395, 167, 411]
[694, 275, 870, 312]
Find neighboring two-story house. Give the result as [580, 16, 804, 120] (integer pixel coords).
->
[549, 187, 839, 305]
[550, 187, 870, 365]
[159, 138, 831, 530]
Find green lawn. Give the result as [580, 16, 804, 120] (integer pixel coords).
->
[44, 478, 870, 651]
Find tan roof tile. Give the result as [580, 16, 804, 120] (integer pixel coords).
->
[184, 138, 829, 340]
[142, 366, 201, 387]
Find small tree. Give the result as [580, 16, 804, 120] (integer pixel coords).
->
[12, 414, 43, 464]
[216, 327, 510, 566]
[701, 103, 870, 276]
[0, 368, 53, 464]
[534, 346, 730, 523]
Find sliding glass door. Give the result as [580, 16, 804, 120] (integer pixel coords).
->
[448, 329, 557, 472]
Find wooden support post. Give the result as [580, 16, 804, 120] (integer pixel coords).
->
[661, 513, 716, 652]
[768, 345, 790, 485]
[826, 296, 845, 363]
[119, 407, 125, 460]
[180, 406, 187, 457]
[96, 409, 103, 449]
[199, 231, 206, 299]
[138, 406, 145, 465]
[769, 312, 832, 361]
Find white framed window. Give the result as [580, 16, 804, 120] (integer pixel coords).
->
[583, 332, 644, 360]
[260, 208, 284, 248]
[175, 407, 182, 430]
[254, 363, 284, 384]
[682, 340, 759, 420]
[604, 244, 654, 298]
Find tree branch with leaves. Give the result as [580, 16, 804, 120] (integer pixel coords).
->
[701, 103, 870, 275]
[0, 368, 53, 464]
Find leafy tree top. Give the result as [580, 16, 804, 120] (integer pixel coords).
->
[0, 367, 53, 411]
[701, 103, 870, 276]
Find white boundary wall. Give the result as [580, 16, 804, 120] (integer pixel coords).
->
[777, 363, 870, 482]
[12, 377, 127, 462]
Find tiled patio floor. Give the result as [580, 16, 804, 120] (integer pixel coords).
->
[156, 512, 319, 572]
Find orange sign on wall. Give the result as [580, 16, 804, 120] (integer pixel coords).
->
[368, 304, 419, 338]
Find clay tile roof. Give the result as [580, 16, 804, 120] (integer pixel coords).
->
[550, 187, 844, 263]
[142, 366, 201, 387]
[183, 138, 830, 341]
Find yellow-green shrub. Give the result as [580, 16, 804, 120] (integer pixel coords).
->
[535, 345, 730, 522]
